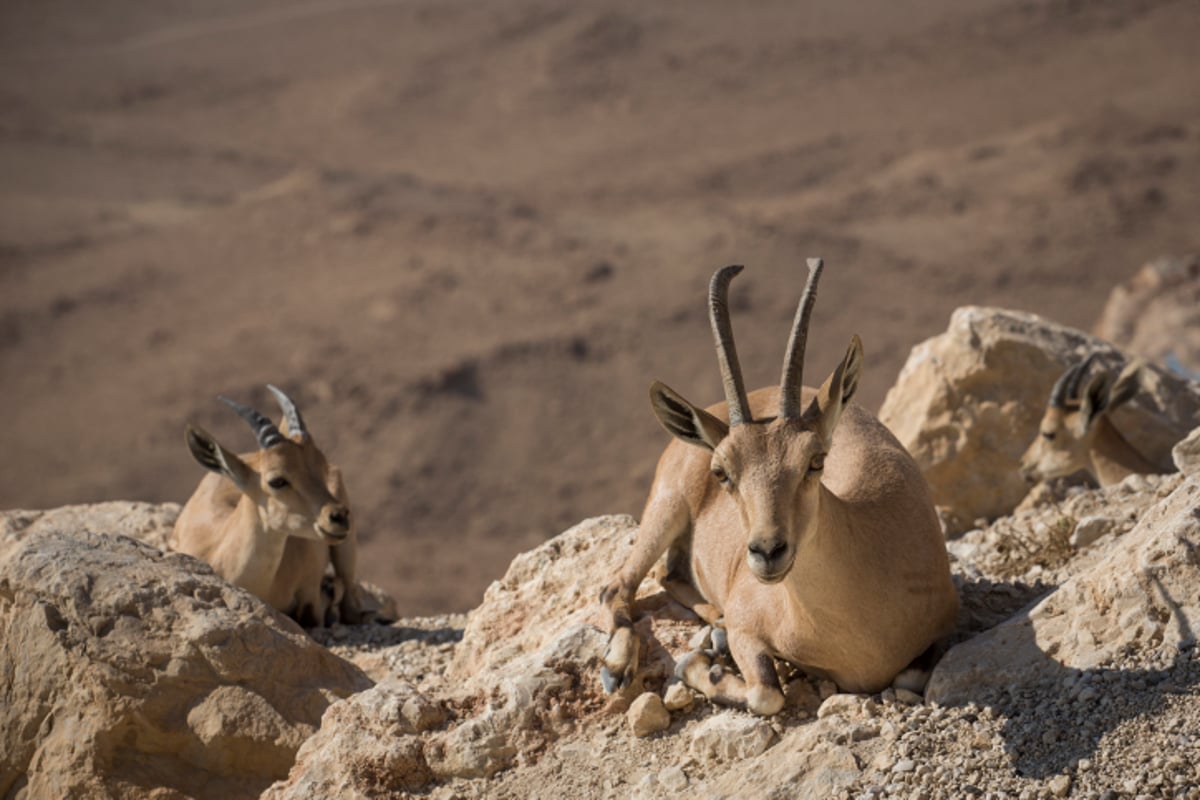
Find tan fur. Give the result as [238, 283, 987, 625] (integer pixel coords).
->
[601, 271, 958, 716]
[1020, 361, 1163, 487]
[171, 402, 365, 627]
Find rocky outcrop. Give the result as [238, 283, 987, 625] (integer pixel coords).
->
[928, 473, 1200, 706]
[0, 506, 371, 800]
[268, 514, 721, 795]
[878, 307, 1200, 535]
[1094, 255, 1200, 377]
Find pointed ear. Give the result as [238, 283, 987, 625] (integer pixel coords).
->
[185, 425, 253, 490]
[806, 335, 863, 446]
[649, 381, 729, 451]
[1077, 372, 1114, 433]
[1107, 360, 1142, 411]
[1079, 362, 1141, 432]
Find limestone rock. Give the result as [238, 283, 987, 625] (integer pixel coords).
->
[879, 307, 1199, 535]
[662, 681, 694, 712]
[706, 722, 860, 797]
[273, 517, 640, 795]
[449, 515, 638, 681]
[690, 714, 777, 761]
[0, 519, 370, 800]
[627, 692, 671, 737]
[1173, 426, 1200, 476]
[928, 476, 1200, 705]
[261, 680, 437, 800]
[1069, 514, 1121, 549]
[1093, 255, 1200, 377]
[818, 693, 865, 719]
[0, 501, 180, 551]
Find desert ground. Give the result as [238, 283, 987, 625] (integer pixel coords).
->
[2, 0, 1198, 613]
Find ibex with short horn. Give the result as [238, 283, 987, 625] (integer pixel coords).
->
[1020, 355, 1163, 486]
[600, 261, 958, 715]
[171, 385, 365, 627]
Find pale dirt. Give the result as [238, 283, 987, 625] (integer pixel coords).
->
[3, 0, 1200, 614]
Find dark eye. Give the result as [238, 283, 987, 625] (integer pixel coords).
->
[711, 466, 731, 486]
[1041, 431, 1056, 441]
[267, 476, 290, 490]
[810, 454, 826, 472]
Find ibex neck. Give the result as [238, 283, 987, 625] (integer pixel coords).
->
[215, 499, 290, 597]
[1089, 416, 1163, 486]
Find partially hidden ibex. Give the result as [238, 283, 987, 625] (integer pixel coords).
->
[171, 385, 365, 627]
[1019, 354, 1164, 487]
[600, 260, 959, 715]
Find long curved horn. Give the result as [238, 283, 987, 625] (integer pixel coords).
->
[219, 395, 285, 449]
[779, 258, 825, 420]
[267, 384, 307, 440]
[1049, 352, 1100, 407]
[709, 265, 753, 427]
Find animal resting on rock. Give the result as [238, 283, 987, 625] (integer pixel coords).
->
[600, 260, 959, 715]
[1019, 354, 1165, 487]
[171, 385, 365, 627]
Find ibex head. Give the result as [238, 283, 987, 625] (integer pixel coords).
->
[1019, 355, 1142, 484]
[648, 260, 862, 583]
[185, 385, 351, 542]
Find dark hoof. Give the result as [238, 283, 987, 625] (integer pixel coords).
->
[600, 665, 622, 694]
[711, 626, 729, 656]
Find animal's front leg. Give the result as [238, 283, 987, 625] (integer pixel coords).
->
[330, 539, 368, 624]
[676, 629, 785, 716]
[599, 491, 689, 693]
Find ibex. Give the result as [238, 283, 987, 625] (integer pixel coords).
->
[600, 261, 959, 715]
[171, 385, 365, 627]
[1019, 354, 1163, 486]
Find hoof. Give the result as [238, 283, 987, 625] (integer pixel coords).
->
[600, 665, 622, 694]
[711, 626, 729, 656]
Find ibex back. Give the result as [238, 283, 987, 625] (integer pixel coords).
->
[600, 261, 958, 715]
[171, 385, 365, 627]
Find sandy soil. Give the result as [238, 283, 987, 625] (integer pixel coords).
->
[2, 0, 1198, 613]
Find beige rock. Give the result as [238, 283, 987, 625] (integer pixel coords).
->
[1093, 255, 1200, 376]
[261, 679, 437, 800]
[663, 681, 694, 712]
[706, 722, 860, 796]
[274, 517, 642, 794]
[879, 307, 1198, 535]
[817, 693, 864, 719]
[627, 692, 671, 737]
[927, 476, 1200, 705]
[0, 501, 181, 551]
[0, 516, 370, 800]
[690, 714, 777, 761]
[1173, 426, 1200, 476]
[449, 515, 638, 681]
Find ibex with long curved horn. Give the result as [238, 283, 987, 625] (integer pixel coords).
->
[600, 260, 958, 715]
[171, 385, 365, 627]
[1020, 355, 1163, 486]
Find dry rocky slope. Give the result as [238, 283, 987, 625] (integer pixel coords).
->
[2, 308, 1199, 799]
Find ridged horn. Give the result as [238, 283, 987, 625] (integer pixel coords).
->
[779, 258, 825, 420]
[219, 395, 285, 449]
[709, 265, 752, 427]
[267, 384, 307, 440]
[1049, 352, 1100, 407]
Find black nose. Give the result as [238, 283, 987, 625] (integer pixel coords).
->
[748, 540, 787, 564]
[329, 508, 350, 527]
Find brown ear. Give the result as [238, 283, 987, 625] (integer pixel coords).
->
[185, 425, 253, 490]
[1079, 361, 1141, 432]
[649, 381, 729, 451]
[806, 335, 863, 446]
